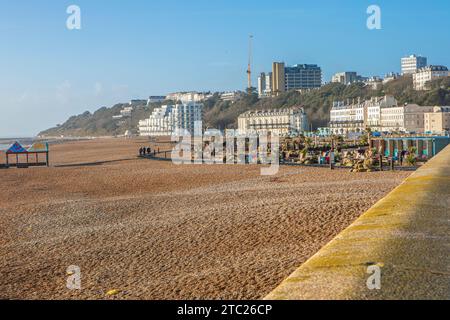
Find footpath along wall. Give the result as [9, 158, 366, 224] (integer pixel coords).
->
[266, 145, 450, 300]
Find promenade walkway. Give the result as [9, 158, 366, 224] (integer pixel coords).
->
[266, 145, 450, 300]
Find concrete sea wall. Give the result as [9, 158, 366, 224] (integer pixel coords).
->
[266, 145, 450, 300]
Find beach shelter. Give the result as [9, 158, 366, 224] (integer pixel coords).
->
[5, 141, 28, 166]
[27, 142, 49, 166]
[4, 141, 49, 167]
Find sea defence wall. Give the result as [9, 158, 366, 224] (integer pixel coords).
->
[265, 145, 450, 300]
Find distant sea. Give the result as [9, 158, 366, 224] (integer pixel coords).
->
[0, 138, 35, 151]
[0, 137, 93, 151]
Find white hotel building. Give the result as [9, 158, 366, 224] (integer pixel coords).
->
[138, 102, 203, 136]
[238, 107, 308, 136]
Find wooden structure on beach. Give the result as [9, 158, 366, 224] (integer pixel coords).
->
[370, 136, 450, 159]
[3, 141, 49, 168]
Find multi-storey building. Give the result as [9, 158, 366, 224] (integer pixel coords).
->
[413, 65, 449, 90]
[172, 103, 203, 134]
[264, 72, 273, 96]
[366, 96, 398, 132]
[424, 106, 450, 133]
[329, 99, 367, 135]
[258, 72, 273, 97]
[147, 96, 166, 104]
[166, 92, 212, 103]
[238, 107, 308, 136]
[272, 62, 285, 96]
[264, 62, 322, 96]
[329, 96, 398, 134]
[138, 102, 203, 136]
[403, 104, 434, 133]
[220, 91, 243, 102]
[285, 64, 322, 90]
[380, 105, 406, 132]
[329, 97, 449, 135]
[257, 72, 266, 97]
[138, 105, 173, 136]
[401, 54, 427, 75]
[331, 72, 359, 85]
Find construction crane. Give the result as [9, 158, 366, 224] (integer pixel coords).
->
[247, 35, 253, 94]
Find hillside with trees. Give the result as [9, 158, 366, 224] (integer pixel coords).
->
[39, 76, 450, 137]
[38, 102, 167, 137]
[203, 76, 450, 130]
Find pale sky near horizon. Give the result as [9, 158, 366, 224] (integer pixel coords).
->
[1, 0, 449, 137]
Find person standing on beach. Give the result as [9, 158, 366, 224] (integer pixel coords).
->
[400, 150, 406, 166]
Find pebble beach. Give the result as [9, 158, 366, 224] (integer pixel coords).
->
[0, 138, 411, 299]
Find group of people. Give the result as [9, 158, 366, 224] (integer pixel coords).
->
[139, 146, 152, 156]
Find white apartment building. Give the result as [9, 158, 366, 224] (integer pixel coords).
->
[401, 55, 427, 75]
[166, 92, 212, 103]
[264, 72, 273, 96]
[138, 102, 203, 136]
[380, 105, 406, 132]
[367, 96, 398, 132]
[329, 98, 446, 135]
[329, 99, 367, 134]
[220, 91, 243, 102]
[257, 72, 273, 97]
[238, 107, 308, 136]
[138, 105, 174, 136]
[329, 96, 398, 134]
[413, 65, 449, 90]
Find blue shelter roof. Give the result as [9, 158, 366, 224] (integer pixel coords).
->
[6, 141, 28, 154]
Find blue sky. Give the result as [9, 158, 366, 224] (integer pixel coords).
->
[1, 0, 449, 137]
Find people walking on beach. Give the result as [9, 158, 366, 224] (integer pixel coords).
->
[139, 147, 143, 156]
[147, 147, 151, 154]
